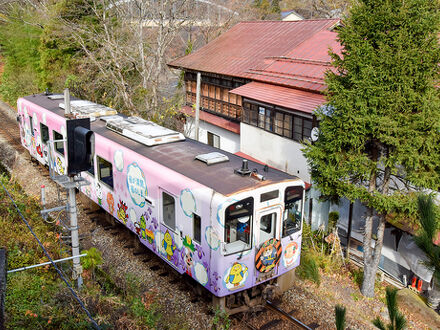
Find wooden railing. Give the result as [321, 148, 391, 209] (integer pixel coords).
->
[186, 92, 241, 121]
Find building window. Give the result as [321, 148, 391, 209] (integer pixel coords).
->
[53, 130, 64, 155]
[162, 192, 176, 230]
[242, 101, 313, 142]
[207, 132, 220, 148]
[40, 123, 49, 144]
[193, 213, 201, 244]
[97, 156, 113, 189]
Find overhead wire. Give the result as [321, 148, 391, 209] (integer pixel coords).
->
[0, 181, 100, 329]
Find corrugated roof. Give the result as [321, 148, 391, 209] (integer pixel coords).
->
[168, 19, 340, 79]
[229, 81, 325, 114]
[245, 30, 341, 92]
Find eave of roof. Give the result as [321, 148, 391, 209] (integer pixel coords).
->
[229, 81, 325, 114]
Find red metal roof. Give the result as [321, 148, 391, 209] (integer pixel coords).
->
[245, 30, 341, 92]
[168, 19, 340, 80]
[180, 106, 240, 134]
[229, 82, 325, 114]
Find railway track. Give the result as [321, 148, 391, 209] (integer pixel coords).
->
[0, 101, 24, 152]
[234, 299, 319, 330]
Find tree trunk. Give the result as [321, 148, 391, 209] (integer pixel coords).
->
[360, 159, 390, 297]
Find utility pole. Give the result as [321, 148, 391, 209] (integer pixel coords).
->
[41, 88, 91, 289]
[194, 72, 201, 141]
[68, 177, 83, 288]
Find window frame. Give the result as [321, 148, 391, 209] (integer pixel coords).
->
[86, 155, 95, 177]
[207, 131, 220, 149]
[223, 197, 254, 256]
[40, 123, 49, 145]
[242, 100, 314, 142]
[282, 186, 304, 237]
[161, 191, 176, 232]
[193, 213, 201, 244]
[29, 115, 34, 136]
[52, 130, 64, 155]
[97, 155, 113, 190]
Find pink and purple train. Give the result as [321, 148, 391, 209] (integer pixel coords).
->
[17, 93, 304, 312]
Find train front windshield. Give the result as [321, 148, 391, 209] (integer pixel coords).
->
[224, 197, 253, 255]
[282, 186, 303, 237]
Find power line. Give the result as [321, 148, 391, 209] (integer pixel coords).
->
[0, 181, 100, 329]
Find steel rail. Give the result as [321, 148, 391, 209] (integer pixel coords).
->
[266, 300, 312, 330]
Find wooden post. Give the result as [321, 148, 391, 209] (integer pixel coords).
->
[0, 248, 7, 330]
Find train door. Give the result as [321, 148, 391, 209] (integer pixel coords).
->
[254, 206, 282, 282]
[280, 186, 304, 270]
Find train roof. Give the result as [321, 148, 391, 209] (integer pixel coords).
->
[22, 94, 303, 196]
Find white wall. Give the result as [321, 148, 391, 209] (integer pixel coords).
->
[240, 123, 311, 182]
[185, 118, 240, 154]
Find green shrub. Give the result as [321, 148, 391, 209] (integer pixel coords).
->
[296, 252, 321, 286]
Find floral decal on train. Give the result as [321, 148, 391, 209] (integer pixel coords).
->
[117, 200, 128, 224]
[224, 262, 248, 291]
[179, 188, 196, 217]
[126, 163, 148, 208]
[282, 241, 300, 268]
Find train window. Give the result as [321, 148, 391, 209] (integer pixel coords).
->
[29, 116, 34, 136]
[193, 213, 201, 244]
[97, 156, 113, 189]
[87, 156, 95, 176]
[162, 192, 176, 230]
[283, 186, 303, 237]
[53, 130, 64, 154]
[259, 212, 276, 245]
[260, 190, 279, 202]
[224, 197, 253, 255]
[40, 123, 49, 144]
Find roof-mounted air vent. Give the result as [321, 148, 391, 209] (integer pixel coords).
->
[106, 116, 185, 146]
[235, 159, 252, 176]
[59, 100, 117, 118]
[48, 94, 64, 100]
[195, 152, 229, 165]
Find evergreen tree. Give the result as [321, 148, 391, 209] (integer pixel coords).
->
[415, 194, 440, 309]
[304, 0, 440, 297]
[372, 287, 406, 330]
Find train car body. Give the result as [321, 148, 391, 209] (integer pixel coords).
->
[17, 93, 304, 307]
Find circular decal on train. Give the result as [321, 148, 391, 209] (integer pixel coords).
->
[180, 188, 196, 217]
[114, 150, 124, 172]
[282, 241, 300, 268]
[194, 262, 209, 286]
[255, 238, 282, 273]
[223, 262, 248, 291]
[127, 162, 148, 207]
[205, 226, 220, 250]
